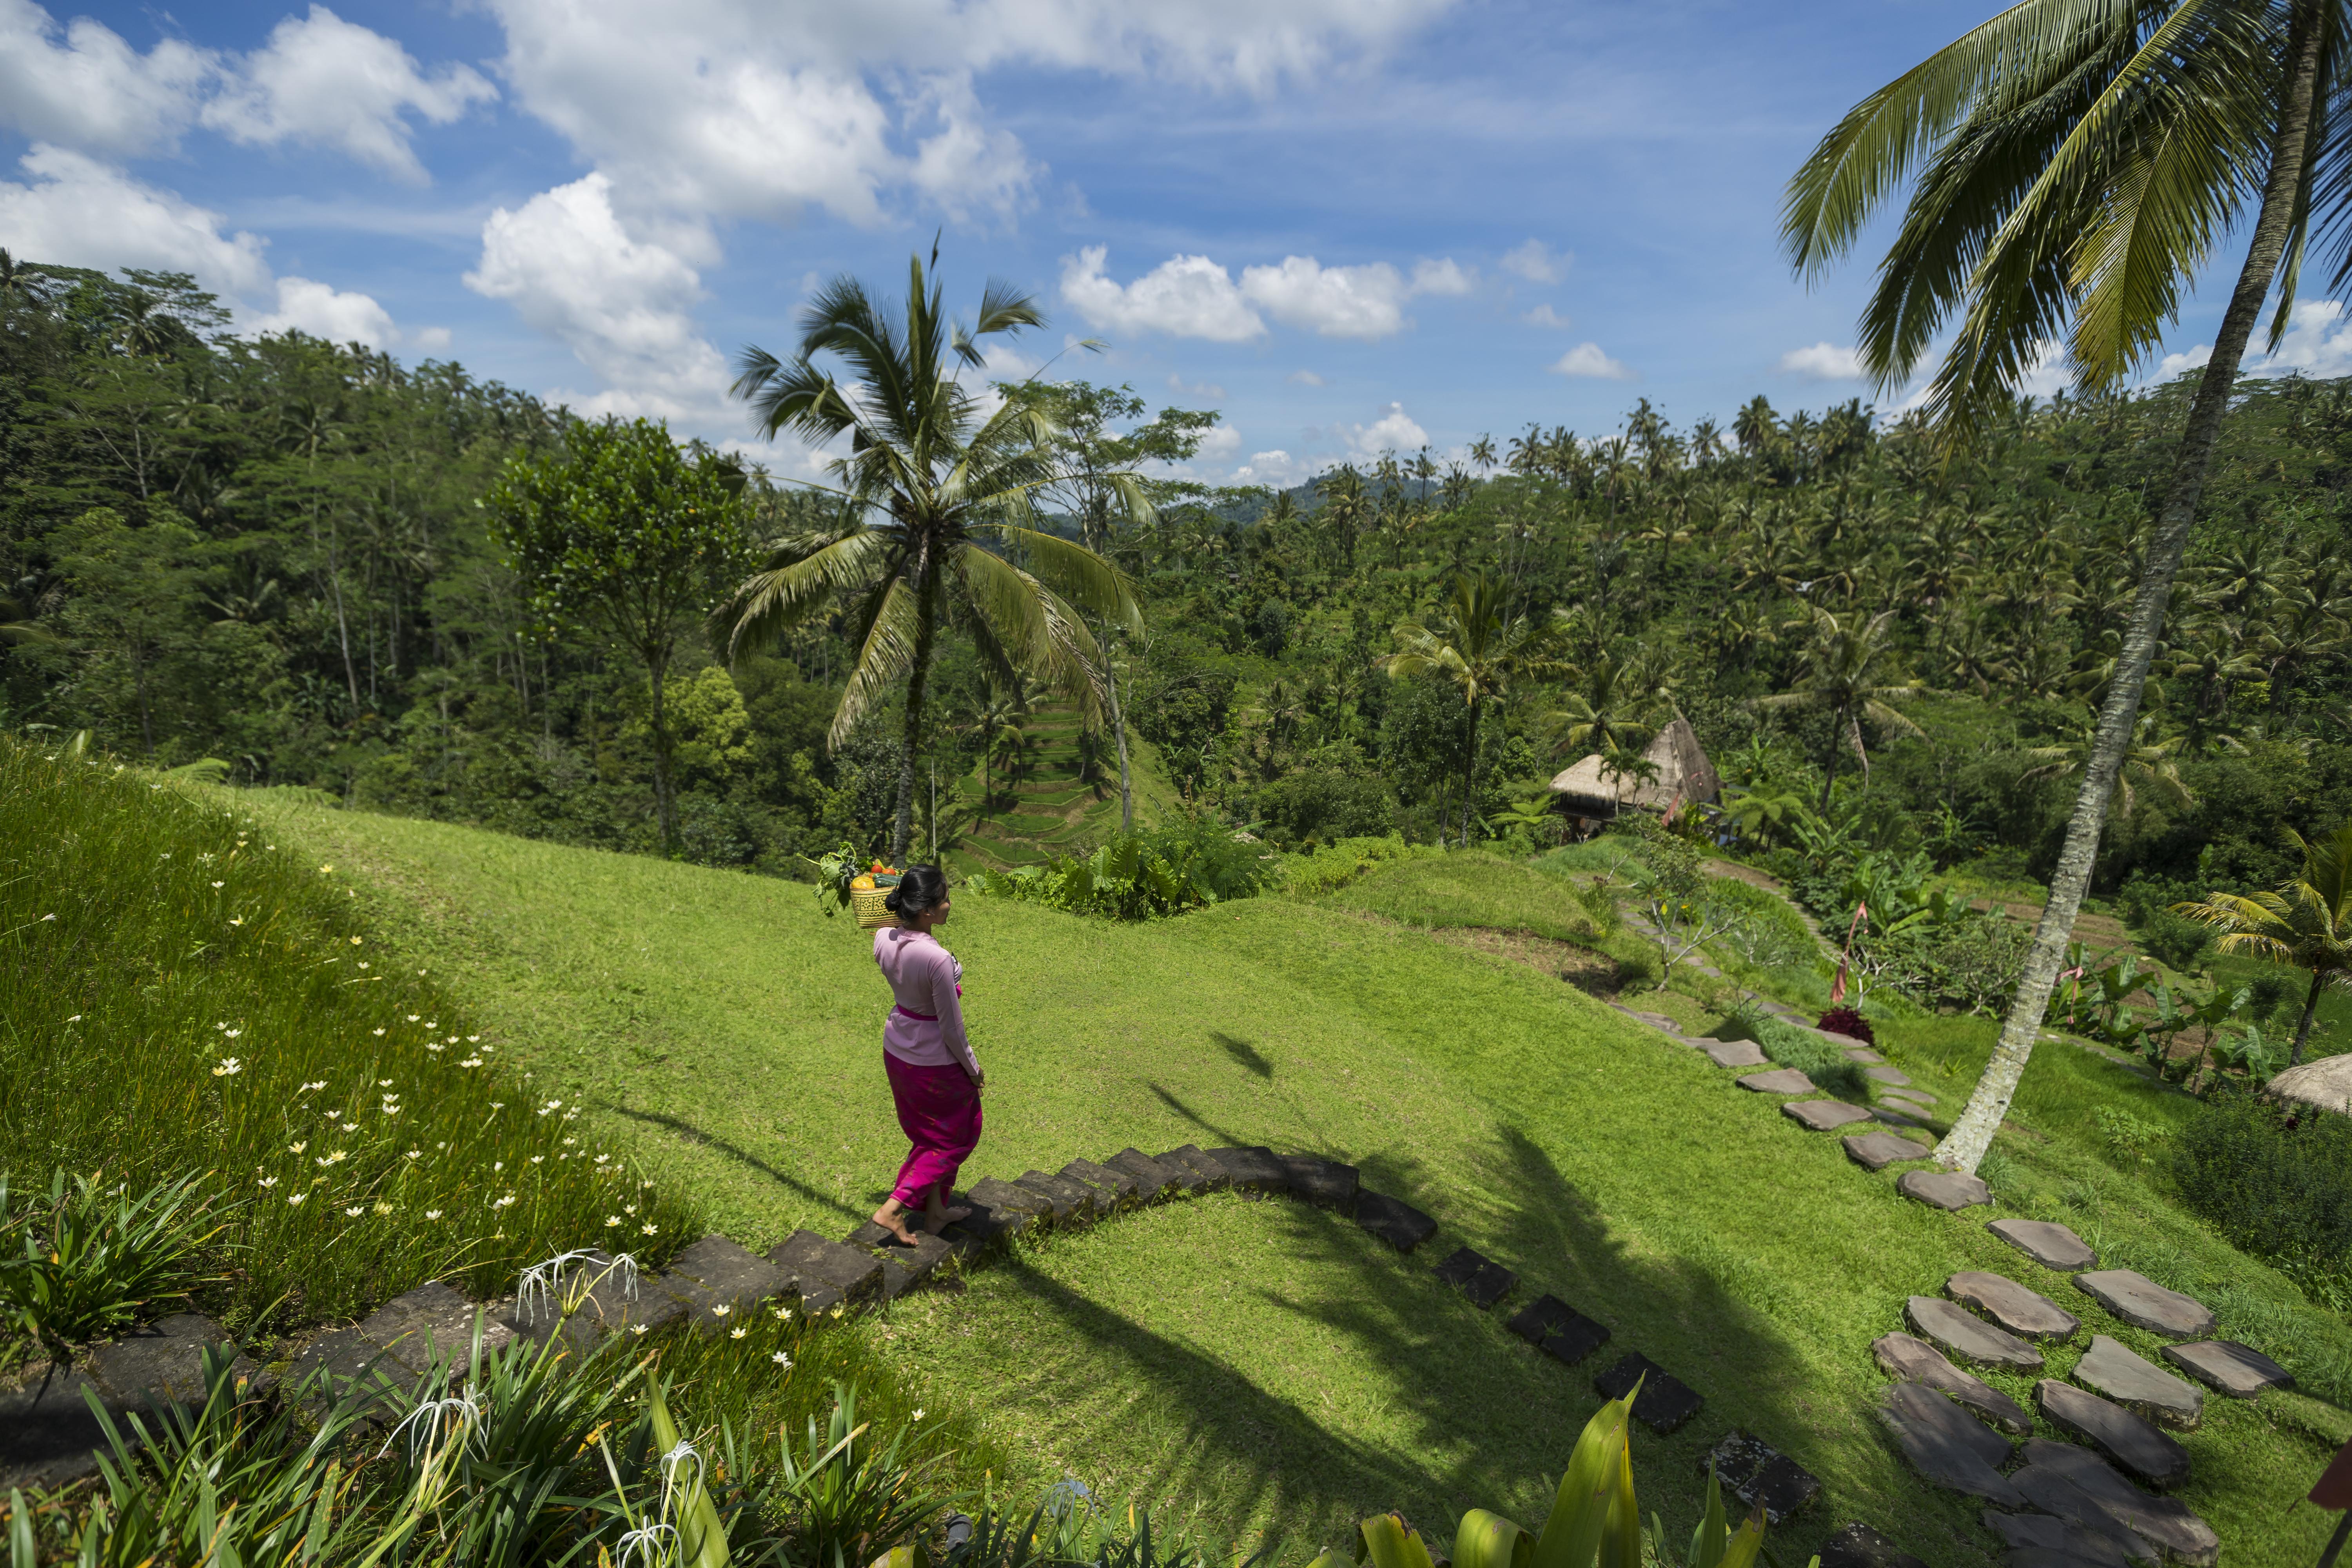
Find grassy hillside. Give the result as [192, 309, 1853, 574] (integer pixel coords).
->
[944, 706, 1186, 875]
[238, 794, 2347, 1566]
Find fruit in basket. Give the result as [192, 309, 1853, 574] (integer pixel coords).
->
[851, 874, 875, 890]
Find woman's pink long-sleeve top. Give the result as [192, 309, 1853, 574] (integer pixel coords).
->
[874, 927, 980, 1079]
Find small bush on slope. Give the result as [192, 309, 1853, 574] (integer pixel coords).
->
[2174, 1087, 2352, 1311]
[0, 740, 695, 1335]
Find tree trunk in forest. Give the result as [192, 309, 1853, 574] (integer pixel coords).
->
[1935, 5, 2326, 1175]
[891, 555, 938, 865]
[1459, 697, 1481, 849]
[2292, 968, 2324, 1069]
[1107, 639, 1134, 833]
[647, 653, 675, 852]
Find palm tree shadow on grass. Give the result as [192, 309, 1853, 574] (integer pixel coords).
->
[602, 1102, 857, 1225]
[1211, 1032, 1276, 1081]
[977, 1124, 1835, 1556]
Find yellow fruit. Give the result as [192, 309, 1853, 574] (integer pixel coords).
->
[851, 875, 875, 890]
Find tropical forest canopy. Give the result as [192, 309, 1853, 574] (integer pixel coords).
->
[5, 258, 2350, 918]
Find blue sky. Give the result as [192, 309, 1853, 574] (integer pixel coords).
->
[7, 0, 2348, 485]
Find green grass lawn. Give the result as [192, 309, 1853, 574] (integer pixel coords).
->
[236, 797, 2349, 1566]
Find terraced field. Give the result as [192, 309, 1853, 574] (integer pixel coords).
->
[943, 706, 1186, 874]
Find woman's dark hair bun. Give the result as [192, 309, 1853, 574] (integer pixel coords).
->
[893, 864, 949, 922]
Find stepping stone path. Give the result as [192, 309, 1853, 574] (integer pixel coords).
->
[1592, 1351, 1704, 1434]
[1813, 1523, 1926, 1568]
[1704, 1431, 1821, 1524]
[1982, 1510, 2144, 1568]
[1875, 1381, 2020, 1505]
[1506, 1294, 1610, 1367]
[1945, 1271, 2079, 1341]
[1782, 1100, 1875, 1132]
[1353, 1190, 1437, 1252]
[1905, 1296, 2043, 1372]
[1865, 1066, 1912, 1087]
[1204, 1146, 1289, 1192]
[1280, 1155, 1359, 1209]
[1879, 1088, 1936, 1112]
[1700, 1038, 1769, 1068]
[1433, 1247, 1517, 1310]
[1870, 1332, 2032, 1436]
[1895, 1170, 1991, 1211]
[2072, 1270, 2216, 1338]
[2162, 1338, 2292, 1397]
[1988, 1218, 2095, 1271]
[1843, 1131, 1933, 1171]
[2034, 1379, 2191, 1488]
[2074, 1335, 2203, 1429]
[1736, 1067, 1815, 1094]
[1841, 1047, 1885, 1064]
[2010, 1438, 2218, 1564]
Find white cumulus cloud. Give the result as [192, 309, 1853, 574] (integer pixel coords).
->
[0, 0, 211, 156]
[1061, 247, 1469, 343]
[1338, 401, 1428, 456]
[0, 145, 271, 296]
[1240, 256, 1412, 340]
[1234, 448, 1307, 488]
[1060, 247, 1264, 341]
[1409, 257, 1473, 296]
[1552, 342, 1632, 380]
[1500, 238, 1568, 285]
[247, 276, 399, 346]
[1778, 341, 1864, 380]
[1287, 369, 1325, 386]
[201, 5, 497, 183]
[1167, 372, 1226, 400]
[1523, 304, 1571, 328]
[465, 172, 728, 420]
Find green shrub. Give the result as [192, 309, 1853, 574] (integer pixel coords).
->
[2139, 906, 2218, 972]
[1253, 770, 1393, 848]
[0, 1169, 221, 1359]
[2173, 1089, 2352, 1309]
[971, 820, 1271, 920]
[1278, 834, 1443, 898]
[1754, 1018, 1868, 1100]
[2093, 1106, 2167, 1166]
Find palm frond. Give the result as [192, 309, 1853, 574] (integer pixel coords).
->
[829, 577, 922, 750]
[709, 527, 896, 664]
[987, 526, 1144, 634]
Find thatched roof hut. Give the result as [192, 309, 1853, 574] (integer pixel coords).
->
[2267, 1053, 2352, 1117]
[1549, 717, 1721, 817]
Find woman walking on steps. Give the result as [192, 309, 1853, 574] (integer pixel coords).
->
[871, 866, 984, 1245]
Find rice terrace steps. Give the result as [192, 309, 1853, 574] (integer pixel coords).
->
[942, 704, 1184, 876]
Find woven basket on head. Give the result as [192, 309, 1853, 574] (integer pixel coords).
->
[852, 887, 896, 929]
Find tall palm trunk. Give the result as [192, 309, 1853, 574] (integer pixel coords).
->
[1107, 642, 1134, 833]
[1936, 5, 2325, 1174]
[891, 543, 939, 864]
[2292, 968, 2325, 1068]
[1460, 695, 1481, 849]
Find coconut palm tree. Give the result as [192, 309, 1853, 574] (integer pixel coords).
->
[1379, 572, 1567, 848]
[1782, 0, 2345, 1172]
[1544, 650, 1671, 797]
[2175, 823, 2352, 1067]
[715, 247, 1147, 860]
[2020, 708, 2192, 817]
[1753, 606, 1924, 810]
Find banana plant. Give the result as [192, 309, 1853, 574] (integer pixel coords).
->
[1305, 1389, 1775, 1568]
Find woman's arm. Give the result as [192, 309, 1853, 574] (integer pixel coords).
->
[931, 948, 982, 1083]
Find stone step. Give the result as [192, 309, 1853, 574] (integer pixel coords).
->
[1353, 1189, 1437, 1252]
[1282, 1154, 1359, 1208]
[1505, 1294, 1610, 1367]
[768, 1230, 884, 1307]
[1700, 1038, 1769, 1068]
[506, 1254, 684, 1353]
[1841, 1046, 1885, 1064]
[1013, 1169, 1096, 1221]
[1737, 1068, 1816, 1094]
[1062, 1158, 1138, 1212]
[1866, 1065, 1913, 1087]
[1946, 1272, 2079, 1341]
[1897, 1170, 1991, 1211]
[1433, 1246, 1517, 1310]
[1880, 1086, 1936, 1108]
[1905, 1296, 2043, 1373]
[2011, 1438, 2216, 1564]
[2161, 1339, 2292, 1398]
[2071, 1270, 2215, 1339]
[2034, 1380, 2191, 1489]
[3, 1314, 260, 1489]
[2074, 1335, 2203, 1430]
[845, 1225, 955, 1301]
[1783, 1099, 1875, 1132]
[1154, 1145, 1232, 1191]
[1870, 1331, 2032, 1436]
[1203, 1145, 1290, 1192]
[1987, 1219, 2094, 1272]
[666, 1236, 793, 1330]
[1703, 1430, 1821, 1525]
[965, 1176, 1051, 1230]
[1842, 1131, 1933, 1171]
[1875, 1381, 2021, 1506]
[1982, 1508, 2143, 1568]
[1107, 1147, 1184, 1198]
[1592, 1351, 1704, 1434]
[1814, 1523, 1927, 1568]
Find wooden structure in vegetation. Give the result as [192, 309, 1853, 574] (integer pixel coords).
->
[1549, 717, 1722, 818]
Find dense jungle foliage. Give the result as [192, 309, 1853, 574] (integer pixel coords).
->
[6, 260, 2351, 915]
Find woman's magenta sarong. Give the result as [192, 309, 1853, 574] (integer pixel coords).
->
[883, 1049, 982, 1208]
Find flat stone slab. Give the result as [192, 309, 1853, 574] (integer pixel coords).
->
[1813, 1523, 1927, 1568]
[85, 1313, 254, 1406]
[1988, 1218, 2096, 1272]
[1870, 1332, 2032, 1436]
[1866, 1065, 1913, 1087]
[1982, 1510, 2142, 1568]
[0, 1367, 109, 1488]
[1880, 1087, 1937, 1108]
[2034, 1380, 2191, 1488]
[1013, 1169, 1096, 1221]
[767, 1230, 884, 1303]
[1063, 1157, 1140, 1208]
[2161, 1339, 2292, 1398]
[1906, 1296, 2044, 1372]
[1281, 1154, 1359, 1208]
[1896, 1170, 1991, 1211]
[1700, 1038, 1769, 1068]
[1737, 1068, 1816, 1094]
[846, 1226, 953, 1300]
[1203, 1146, 1290, 1192]
[1876, 1381, 2021, 1505]
[1841, 1046, 1886, 1064]
[963, 1176, 1046, 1235]
[1154, 1145, 1232, 1191]
[1704, 1431, 1820, 1524]
[1506, 1294, 1610, 1367]
[1108, 1147, 1184, 1198]
[362, 1281, 516, 1371]
[1871, 1107, 1929, 1130]
[1433, 1247, 1517, 1310]
[2076, 1335, 2203, 1430]
[1843, 1131, 1933, 1171]
[1946, 1271, 2079, 1341]
[665, 1235, 792, 1328]
[1593, 1351, 1704, 1434]
[1352, 1189, 1436, 1252]
[2014, 1438, 2217, 1564]
[1628, 1009, 1681, 1031]
[1782, 1100, 1875, 1131]
[2073, 1270, 2214, 1339]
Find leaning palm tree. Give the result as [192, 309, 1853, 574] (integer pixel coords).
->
[1785, 0, 2344, 1172]
[1379, 573, 1565, 848]
[716, 248, 1147, 860]
[1753, 606, 1924, 810]
[2175, 823, 2352, 1068]
[2019, 708, 2192, 817]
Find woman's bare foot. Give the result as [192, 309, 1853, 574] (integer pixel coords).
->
[920, 1194, 973, 1233]
[870, 1201, 922, 1246]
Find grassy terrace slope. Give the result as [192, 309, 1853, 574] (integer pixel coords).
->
[944, 707, 1185, 875]
[246, 796, 2344, 1566]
